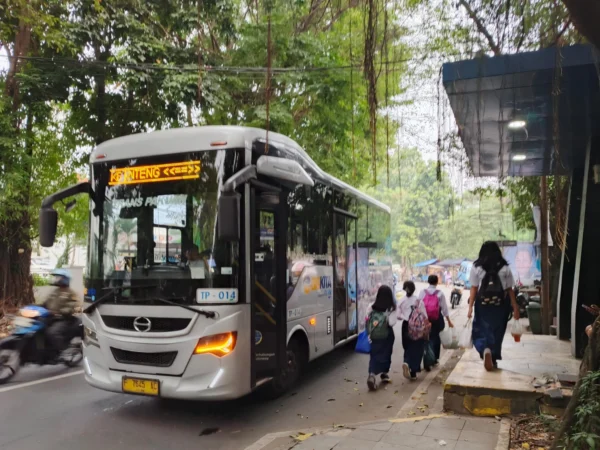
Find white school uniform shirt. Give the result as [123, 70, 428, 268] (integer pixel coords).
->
[469, 264, 515, 291]
[366, 303, 398, 327]
[417, 286, 450, 318]
[397, 294, 428, 321]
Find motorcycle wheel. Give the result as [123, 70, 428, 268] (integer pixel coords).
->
[62, 340, 83, 368]
[0, 349, 20, 384]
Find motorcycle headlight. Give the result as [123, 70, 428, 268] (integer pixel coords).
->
[20, 309, 41, 318]
[84, 326, 97, 343]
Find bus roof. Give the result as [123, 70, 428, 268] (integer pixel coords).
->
[91, 126, 390, 213]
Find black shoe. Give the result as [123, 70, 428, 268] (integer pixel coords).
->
[424, 365, 431, 372]
[410, 371, 417, 381]
[367, 374, 377, 391]
[380, 373, 390, 383]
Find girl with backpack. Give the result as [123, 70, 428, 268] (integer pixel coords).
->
[366, 285, 397, 391]
[418, 275, 454, 370]
[398, 281, 430, 380]
[468, 242, 520, 371]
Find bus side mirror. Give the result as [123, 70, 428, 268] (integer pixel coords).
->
[218, 192, 240, 241]
[39, 207, 58, 247]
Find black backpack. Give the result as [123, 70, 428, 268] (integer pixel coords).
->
[478, 268, 505, 306]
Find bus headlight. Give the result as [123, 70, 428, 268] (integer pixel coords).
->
[194, 332, 237, 357]
[84, 326, 97, 344]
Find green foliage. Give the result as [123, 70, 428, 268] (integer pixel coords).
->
[32, 274, 50, 287]
[563, 370, 600, 450]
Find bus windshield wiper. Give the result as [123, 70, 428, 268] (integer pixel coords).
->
[150, 296, 217, 319]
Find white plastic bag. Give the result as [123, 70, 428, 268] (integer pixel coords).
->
[511, 319, 524, 342]
[459, 319, 473, 349]
[440, 327, 459, 349]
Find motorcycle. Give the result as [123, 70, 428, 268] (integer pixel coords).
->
[450, 283, 463, 309]
[0, 305, 83, 384]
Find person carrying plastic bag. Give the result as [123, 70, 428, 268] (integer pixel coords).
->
[468, 242, 520, 371]
[397, 281, 430, 381]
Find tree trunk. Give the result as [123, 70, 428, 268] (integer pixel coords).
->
[540, 176, 551, 334]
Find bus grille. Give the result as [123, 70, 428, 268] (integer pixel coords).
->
[101, 315, 191, 332]
[110, 348, 178, 367]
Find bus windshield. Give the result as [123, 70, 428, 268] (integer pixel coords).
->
[87, 150, 243, 304]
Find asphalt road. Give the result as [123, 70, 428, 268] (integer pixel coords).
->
[0, 283, 468, 450]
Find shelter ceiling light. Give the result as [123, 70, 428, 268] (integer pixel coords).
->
[512, 154, 527, 161]
[508, 120, 526, 129]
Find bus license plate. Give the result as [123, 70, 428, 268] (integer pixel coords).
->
[197, 288, 238, 303]
[122, 377, 159, 396]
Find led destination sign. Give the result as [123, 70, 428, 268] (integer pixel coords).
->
[109, 161, 201, 186]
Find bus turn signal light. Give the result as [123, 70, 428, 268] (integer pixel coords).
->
[309, 317, 316, 326]
[194, 332, 237, 357]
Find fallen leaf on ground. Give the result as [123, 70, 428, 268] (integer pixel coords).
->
[354, 388, 359, 391]
[439, 440, 447, 446]
[359, 403, 363, 407]
[291, 432, 313, 442]
[408, 411, 415, 416]
[522, 444, 530, 450]
[199, 427, 220, 436]
[327, 398, 336, 402]
[387, 405, 393, 409]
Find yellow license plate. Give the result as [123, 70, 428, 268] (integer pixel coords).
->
[122, 377, 160, 396]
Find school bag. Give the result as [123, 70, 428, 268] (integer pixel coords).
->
[478, 268, 505, 306]
[367, 310, 390, 340]
[407, 300, 428, 340]
[423, 290, 440, 321]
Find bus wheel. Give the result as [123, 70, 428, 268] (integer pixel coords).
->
[269, 339, 304, 397]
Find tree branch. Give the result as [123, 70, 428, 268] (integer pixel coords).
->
[561, 0, 600, 50]
[458, 0, 502, 56]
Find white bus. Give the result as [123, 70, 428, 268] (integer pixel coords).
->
[39, 126, 392, 400]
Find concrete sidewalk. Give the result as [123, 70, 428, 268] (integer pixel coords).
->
[260, 415, 509, 450]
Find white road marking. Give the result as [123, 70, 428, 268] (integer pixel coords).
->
[0, 370, 84, 393]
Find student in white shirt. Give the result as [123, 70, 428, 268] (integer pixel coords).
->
[418, 275, 454, 369]
[398, 281, 430, 380]
[468, 241, 520, 371]
[366, 285, 397, 391]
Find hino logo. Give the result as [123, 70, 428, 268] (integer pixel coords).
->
[133, 317, 152, 332]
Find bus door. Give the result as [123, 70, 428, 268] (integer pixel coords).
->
[250, 183, 288, 386]
[333, 212, 357, 343]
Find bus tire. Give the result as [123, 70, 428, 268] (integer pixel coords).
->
[268, 338, 306, 397]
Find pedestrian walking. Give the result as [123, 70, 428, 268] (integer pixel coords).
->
[366, 285, 397, 391]
[398, 281, 429, 381]
[418, 275, 454, 370]
[468, 241, 520, 371]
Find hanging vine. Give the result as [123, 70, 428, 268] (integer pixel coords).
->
[349, 15, 357, 181]
[363, 0, 378, 186]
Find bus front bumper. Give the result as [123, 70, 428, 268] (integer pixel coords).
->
[82, 345, 251, 400]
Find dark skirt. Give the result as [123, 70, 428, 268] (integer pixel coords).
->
[401, 321, 425, 373]
[369, 328, 395, 375]
[428, 312, 446, 362]
[472, 299, 511, 362]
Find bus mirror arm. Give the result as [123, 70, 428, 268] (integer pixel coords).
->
[39, 182, 96, 248]
[218, 166, 257, 242]
[222, 166, 257, 193]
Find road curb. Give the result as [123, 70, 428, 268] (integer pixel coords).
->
[495, 418, 512, 450]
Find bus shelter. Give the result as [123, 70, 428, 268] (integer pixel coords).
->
[443, 44, 600, 357]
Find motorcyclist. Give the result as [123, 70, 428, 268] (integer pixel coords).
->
[44, 269, 79, 356]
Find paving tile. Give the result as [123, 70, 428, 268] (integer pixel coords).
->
[388, 420, 430, 436]
[426, 418, 466, 430]
[372, 442, 415, 450]
[359, 421, 394, 432]
[463, 419, 501, 434]
[382, 433, 457, 450]
[423, 427, 461, 440]
[294, 435, 345, 450]
[459, 429, 499, 446]
[347, 428, 385, 442]
[334, 437, 383, 450]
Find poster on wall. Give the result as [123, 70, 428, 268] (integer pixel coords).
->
[346, 245, 357, 334]
[355, 247, 370, 333]
[503, 243, 541, 286]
